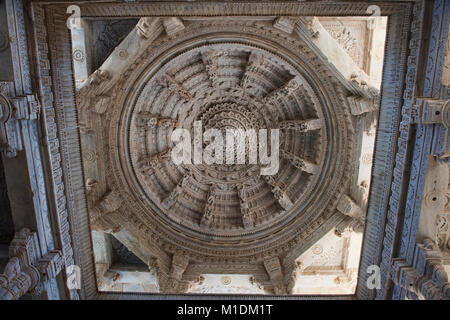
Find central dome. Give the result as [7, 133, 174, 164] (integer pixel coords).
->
[106, 21, 353, 260]
[126, 43, 327, 236]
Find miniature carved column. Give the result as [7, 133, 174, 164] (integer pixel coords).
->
[286, 261, 303, 294]
[0, 229, 63, 300]
[200, 185, 217, 227]
[262, 176, 293, 211]
[236, 184, 255, 229]
[391, 239, 450, 300]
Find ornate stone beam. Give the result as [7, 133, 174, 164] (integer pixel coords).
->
[295, 17, 372, 96]
[0, 229, 63, 300]
[76, 17, 164, 132]
[70, 18, 90, 89]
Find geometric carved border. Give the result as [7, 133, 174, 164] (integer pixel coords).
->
[29, 1, 418, 300]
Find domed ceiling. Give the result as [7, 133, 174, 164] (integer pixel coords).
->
[76, 17, 382, 294]
[126, 43, 331, 236]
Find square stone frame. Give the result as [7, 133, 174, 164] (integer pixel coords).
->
[28, 0, 421, 300]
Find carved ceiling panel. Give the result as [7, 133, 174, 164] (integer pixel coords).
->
[318, 17, 368, 71]
[75, 17, 379, 293]
[128, 43, 327, 236]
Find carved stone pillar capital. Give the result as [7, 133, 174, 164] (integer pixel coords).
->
[170, 253, 189, 281]
[298, 17, 320, 38]
[391, 238, 450, 300]
[0, 229, 63, 300]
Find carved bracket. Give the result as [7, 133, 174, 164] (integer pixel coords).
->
[347, 86, 380, 116]
[90, 190, 122, 233]
[160, 253, 190, 293]
[391, 239, 450, 300]
[336, 194, 365, 223]
[263, 257, 287, 294]
[0, 229, 63, 300]
[273, 17, 298, 34]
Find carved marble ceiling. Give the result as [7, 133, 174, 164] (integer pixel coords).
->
[74, 16, 383, 295]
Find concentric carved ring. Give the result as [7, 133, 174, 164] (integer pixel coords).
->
[109, 22, 352, 260]
[126, 43, 327, 236]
